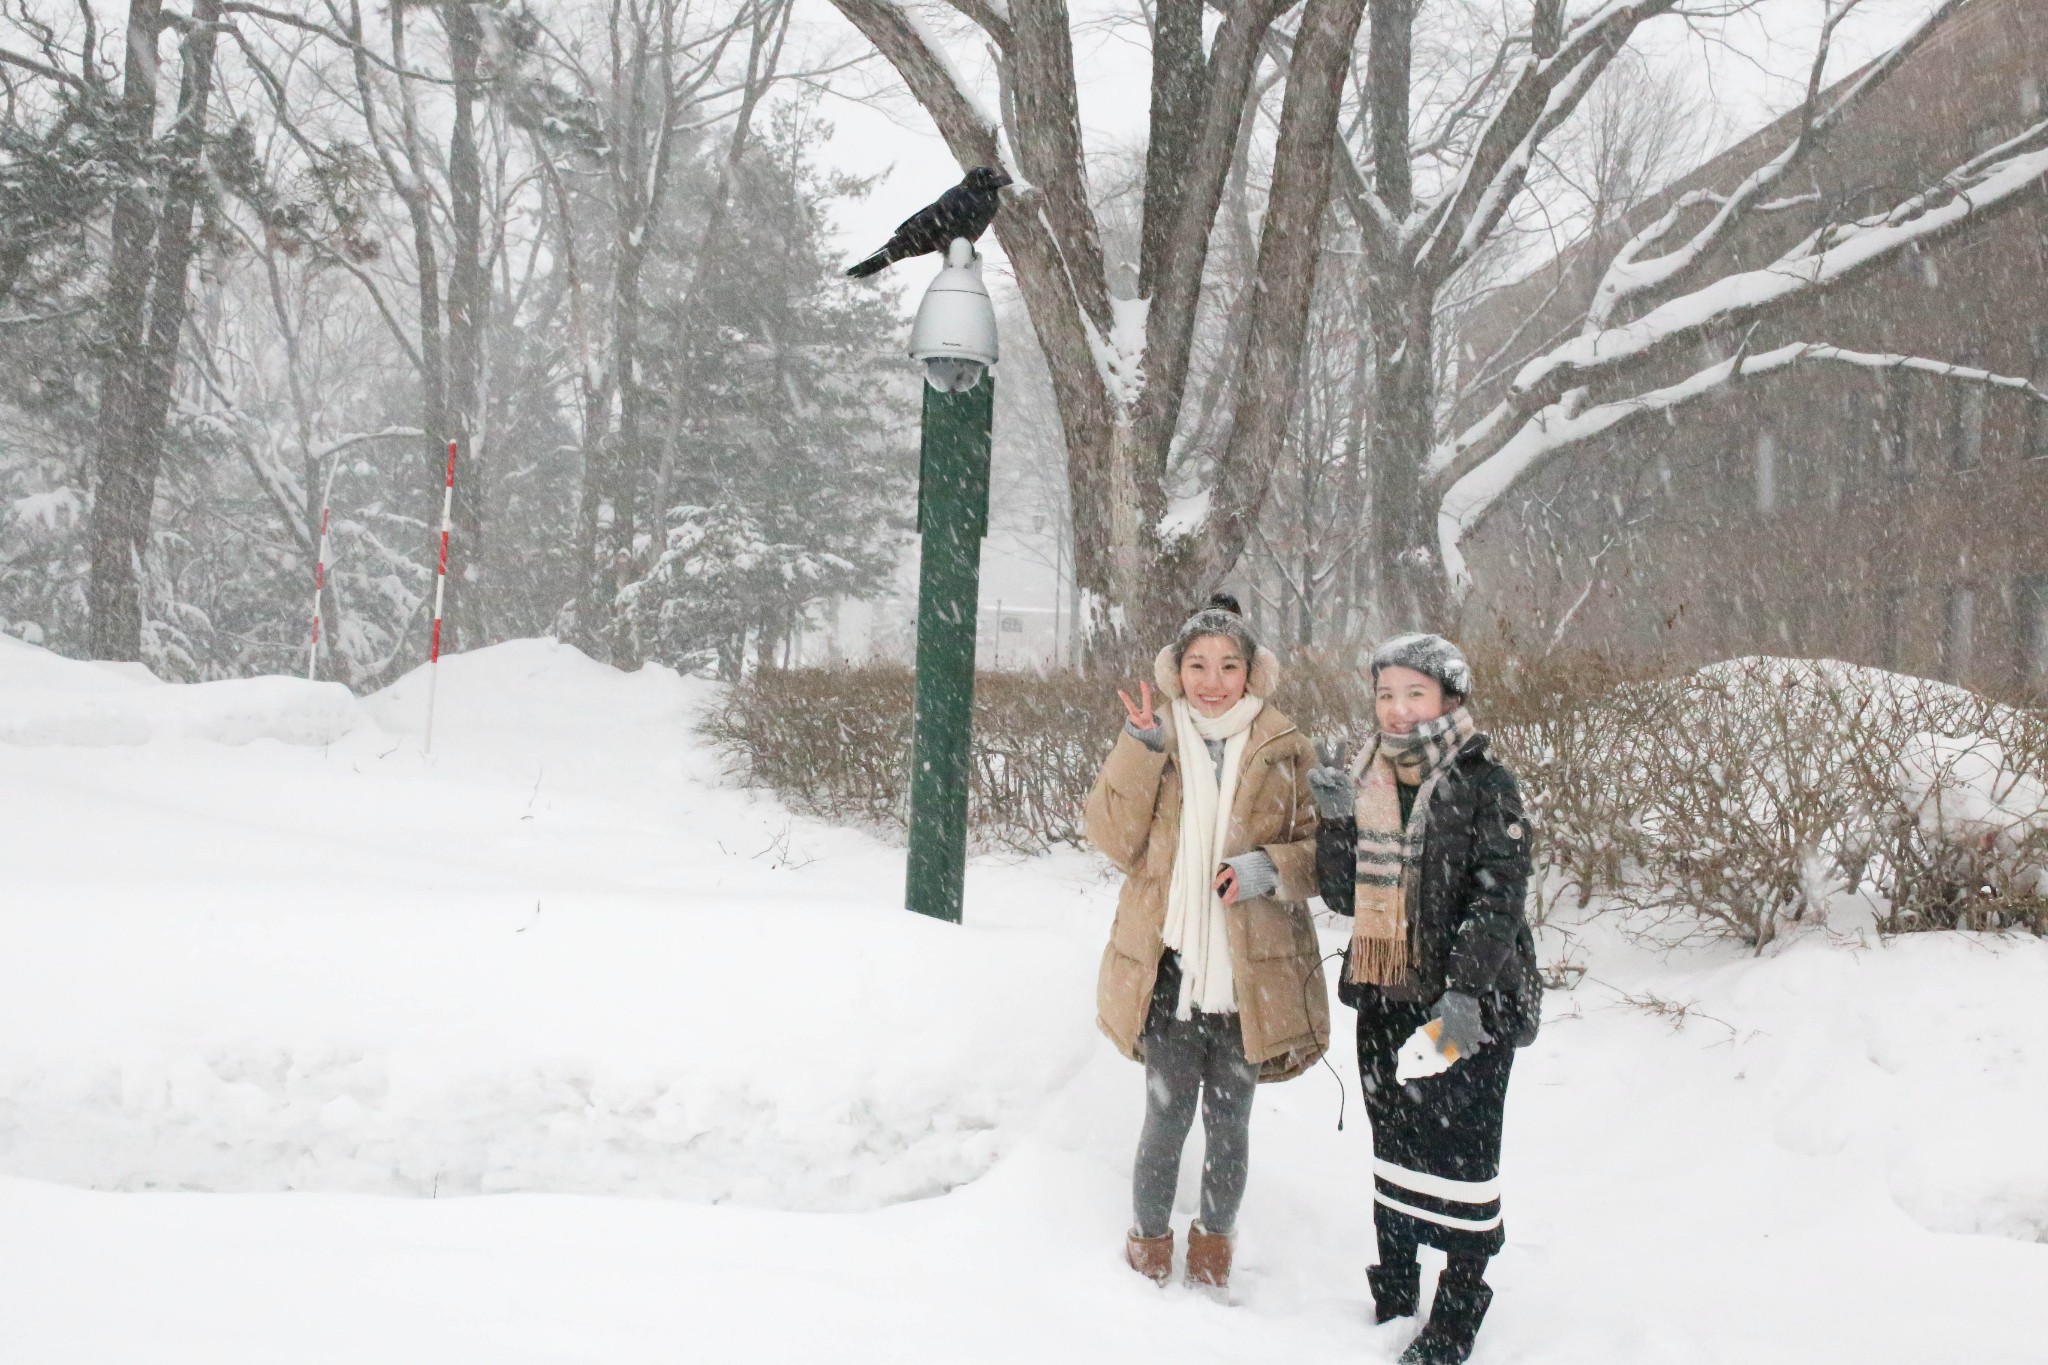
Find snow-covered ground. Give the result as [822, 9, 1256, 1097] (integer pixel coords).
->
[1, 637, 2044, 1363]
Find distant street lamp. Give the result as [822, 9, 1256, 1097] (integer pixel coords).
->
[904, 238, 997, 924]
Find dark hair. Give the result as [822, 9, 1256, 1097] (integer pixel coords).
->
[1171, 591, 1258, 669]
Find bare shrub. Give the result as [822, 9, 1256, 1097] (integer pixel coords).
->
[1499, 697, 1648, 928]
[1463, 648, 1663, 927]
[960, 671, 1105, 850]
[702, 664, 1103, 851]
[705, 654, 2048, 941]
[1527, 659, 2048, 947]
[1845, 713, 2048, 935]
[1272, 653, 1373, 750]
[701, 664, 914, 831]
[1585, 665, 1869, 948]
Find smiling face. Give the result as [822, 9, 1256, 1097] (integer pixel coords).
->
[1375, 664, 1450, 736]
[1178, 634, 1249, 718]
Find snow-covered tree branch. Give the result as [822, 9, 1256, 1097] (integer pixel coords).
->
[1432, 118, 2048, 565]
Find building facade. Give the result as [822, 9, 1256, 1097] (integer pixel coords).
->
[1455, 0, 2048, 702]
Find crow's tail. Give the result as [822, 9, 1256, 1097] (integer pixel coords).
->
[844, 248, 893, 279]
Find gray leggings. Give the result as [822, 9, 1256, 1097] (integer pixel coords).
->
[1132, 954, 1258, 1239]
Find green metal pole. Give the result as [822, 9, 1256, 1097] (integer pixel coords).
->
[906, 373, 994, 923]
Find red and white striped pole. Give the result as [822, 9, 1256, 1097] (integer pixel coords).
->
[306, 452, 344, 682]
[423, 438, 457, 754]
[306, 506, 330, 680]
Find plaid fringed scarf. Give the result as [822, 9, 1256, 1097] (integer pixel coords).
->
[1346, 706, 1479, 987]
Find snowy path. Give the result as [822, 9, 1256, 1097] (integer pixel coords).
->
[1, 638, 2043, 1363]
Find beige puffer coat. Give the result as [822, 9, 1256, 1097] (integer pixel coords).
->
[1083, 645, 1330, 1082]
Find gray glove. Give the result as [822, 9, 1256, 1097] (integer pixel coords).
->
[1307, 740, 1354, 820]
[1125, 719, 1165, 752]
[1221, 850, 1279, 901]
[1431, 989, 1494, 1059]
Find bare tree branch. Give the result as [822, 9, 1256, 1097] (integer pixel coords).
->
[1131, 0, 1290, 466]
[1579, 0, 1953, 332]
[1197, 0, 1367, 582]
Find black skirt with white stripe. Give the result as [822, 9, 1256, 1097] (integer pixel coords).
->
[1355, 992, 1514, 1258]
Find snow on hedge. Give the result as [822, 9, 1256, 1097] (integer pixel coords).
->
[1897, 733, 2048, 893]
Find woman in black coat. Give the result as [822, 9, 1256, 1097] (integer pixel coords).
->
[1312, 634, 1537, 1365]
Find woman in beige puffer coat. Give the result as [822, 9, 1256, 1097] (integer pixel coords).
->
[1084, 592, 1330, 1293]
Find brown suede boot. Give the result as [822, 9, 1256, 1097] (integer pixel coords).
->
[1125, 1228, 1173, 1284]
[1184, 1222, 1233, 1289]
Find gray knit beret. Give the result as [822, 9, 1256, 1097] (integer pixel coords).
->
[1370, 632, 1473, 698]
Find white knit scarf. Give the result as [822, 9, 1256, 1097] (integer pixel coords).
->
[1162, 693, 1264, 1018]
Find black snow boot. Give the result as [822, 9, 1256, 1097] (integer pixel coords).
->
[1397, 1258, 1493, 1365]
[1367, 1258, 1420, 1324]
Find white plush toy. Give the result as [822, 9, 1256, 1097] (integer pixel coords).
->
[1394, 1018, 1460, 1083]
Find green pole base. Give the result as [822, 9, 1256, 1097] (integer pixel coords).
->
[905, 374, 994, 924]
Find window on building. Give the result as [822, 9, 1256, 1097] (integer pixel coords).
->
[1755, 430, 1778, 511]
[1953, 350, 1986, 471]
[2032, 324, 2048, 460]
[1882, 374, 1915, 477]
[1841, 388, 1873, 497]
[1953, 385, 1986, 470]
[1878, 588, 1905, 670]
[2020, 576, 2048, 687]
[1943, 586, 1977, 683]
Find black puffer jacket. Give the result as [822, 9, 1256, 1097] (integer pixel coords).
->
[1316, 734, 1536, 1023]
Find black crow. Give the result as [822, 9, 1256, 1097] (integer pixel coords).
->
[844, 166, 1013, 278]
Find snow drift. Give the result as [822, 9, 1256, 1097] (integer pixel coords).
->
[0, 638, 1098, 1209]
[2, 637, 2046, 1362]
[0, 634, 369, 747]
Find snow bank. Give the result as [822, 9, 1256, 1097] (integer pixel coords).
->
[0, 899, 1094, 1210]
[0, 637, 1099, 1209]
[4, 635, 2048, 1361]
[1553, 921, 2048, 1244]
[0, 635, 371, 747]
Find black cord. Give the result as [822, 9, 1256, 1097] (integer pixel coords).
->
[1306, 949, 1351, 1131]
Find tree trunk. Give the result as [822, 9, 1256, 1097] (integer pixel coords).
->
[88, 0, 219, 663]
[1138, 0, 1206, 300]
[128, 0, 221, 516]
[378, 0, 451, 659]
[603, 241, 648, 670]
[1100, 423, 1178, 651]
[827, 0, 1352, 653]
[440, 0, 488, 656]
[1196, 0, 1367, 591]
[86, 0, 164, 660]
[1366, 281, 1446, 631]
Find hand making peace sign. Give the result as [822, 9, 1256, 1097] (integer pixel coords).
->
[1117, 680, 1157, 731]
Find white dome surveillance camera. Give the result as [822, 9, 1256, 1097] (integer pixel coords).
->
[908, 238, 998, 392]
